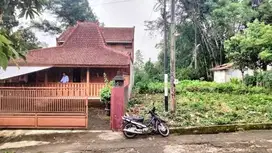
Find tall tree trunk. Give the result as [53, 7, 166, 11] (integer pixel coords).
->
[194, 15, 197, 69]
[0, 9, 3, 24]
[241, 69, 245, 81]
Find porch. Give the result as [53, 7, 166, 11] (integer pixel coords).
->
[0, 67, 130, 129]
[0, 66, 130, 99]
[0, 83, 105, 99]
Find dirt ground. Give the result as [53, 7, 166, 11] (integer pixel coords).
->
[88, 107, 110, 130]
[0, 130, 272, 153]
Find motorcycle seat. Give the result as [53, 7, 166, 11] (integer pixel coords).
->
[125, 116, 144, 122]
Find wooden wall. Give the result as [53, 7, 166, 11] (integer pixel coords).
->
[39, 67, 130, 83]
[1, 67, 130, 84]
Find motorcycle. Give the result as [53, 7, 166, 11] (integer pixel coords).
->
[121, 104, 170, 138]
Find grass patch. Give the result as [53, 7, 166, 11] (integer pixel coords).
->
[129, 92, 272, 127]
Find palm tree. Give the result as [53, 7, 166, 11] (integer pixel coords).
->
[0, 0, 46, 69]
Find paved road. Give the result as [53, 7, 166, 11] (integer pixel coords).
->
[1, 130, 272, 153]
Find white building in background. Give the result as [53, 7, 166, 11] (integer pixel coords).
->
[268, 65, 272, 71]
[210, 63, 255, 83]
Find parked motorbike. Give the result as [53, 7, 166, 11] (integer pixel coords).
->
[121, 104, 170, 138]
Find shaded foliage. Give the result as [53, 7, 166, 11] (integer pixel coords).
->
[225, 20, 272, 71]
[32, 0, 97, 34]
[145, 0, 271, 80]
[0, 0, 46, 69]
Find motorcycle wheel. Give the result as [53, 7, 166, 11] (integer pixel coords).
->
[157, 122, 170, 137]
[123, 123, 137, 139]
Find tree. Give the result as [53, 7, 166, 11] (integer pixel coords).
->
[144, 59, 161, 81]
[6, 27, 43, 51]
[0, 0, 46, 29]
[134, 50, 144, 72]
[32, 0, 97, 34]
[225, 20, 272, 74]
[256, 0, 272, 24]
[146, 0, 261, 80]
[0, 0, 46, 69]
[225, 35, 251, 79]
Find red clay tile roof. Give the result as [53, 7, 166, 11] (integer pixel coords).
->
[100, 27, 134, 43]
[11, 22, 133, 67]
[57, 25, 134, 44]
[57, 26, 74, 42]
[15, 46, 130, 66]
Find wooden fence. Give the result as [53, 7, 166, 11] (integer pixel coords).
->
[0, 87, 88, 129]
[0, 83, 105, 98]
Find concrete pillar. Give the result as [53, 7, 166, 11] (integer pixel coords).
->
[86, 68, 90, 97]
[110, 71, 126, 131]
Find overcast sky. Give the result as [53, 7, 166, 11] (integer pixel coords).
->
[32, 0, 162, 62]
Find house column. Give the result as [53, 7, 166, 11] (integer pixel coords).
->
[44, 70, 48, 86]
[86, 68, 90, 97]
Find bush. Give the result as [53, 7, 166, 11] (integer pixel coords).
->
[99, 73, 113, 104]
[244, 74, 256, 86]
[176, 68, 201, 80]
[261, 71, 272, 88]
[133, 80, 271, 95]
[100, 86, 111, 104]
[245, 71, 272, 88]
[230, 78, 241, 85]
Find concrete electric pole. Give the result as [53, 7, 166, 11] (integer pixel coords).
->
[170, 0, 176, 113]
[163, 0, 168, 112]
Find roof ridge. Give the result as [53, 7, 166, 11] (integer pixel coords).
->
[102, 27, 134, 29]
[57, 26, 72, 41]
[96, 23, 107, 47]
[62, 24, 79, 46]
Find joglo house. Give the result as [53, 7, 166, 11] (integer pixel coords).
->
[0, 21, 135, 129]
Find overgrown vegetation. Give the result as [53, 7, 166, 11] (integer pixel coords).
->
[134, 80, 271, 95]
[129, 80, 272, 127]
[244, 71, 272, 88]
[129, 92, 272, 127]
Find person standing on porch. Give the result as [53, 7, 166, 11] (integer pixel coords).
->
[60, 72, 69, 83]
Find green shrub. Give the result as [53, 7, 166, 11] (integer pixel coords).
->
[134, 80, 271, 95]
[244, 74, 256, 86]
[246, 71, 272, 88]
[99, 73, 113, 104]
[230, 78, 241, 85]
[262, 71, 272, 88]
[176, 68, 201, 80]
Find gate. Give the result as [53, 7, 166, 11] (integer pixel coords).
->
[0, 87, 88, 129]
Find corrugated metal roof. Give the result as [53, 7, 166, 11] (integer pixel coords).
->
[0, 66, 52, 80]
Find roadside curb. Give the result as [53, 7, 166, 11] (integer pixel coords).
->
[169, 123, 272, 134]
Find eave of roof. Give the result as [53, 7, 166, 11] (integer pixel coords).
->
[105, 40, 132, 43]
[210, 63, 234, 71]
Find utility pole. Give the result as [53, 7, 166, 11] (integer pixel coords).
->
[170, 0, 176, 113]
[163, 0, 168, 112]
